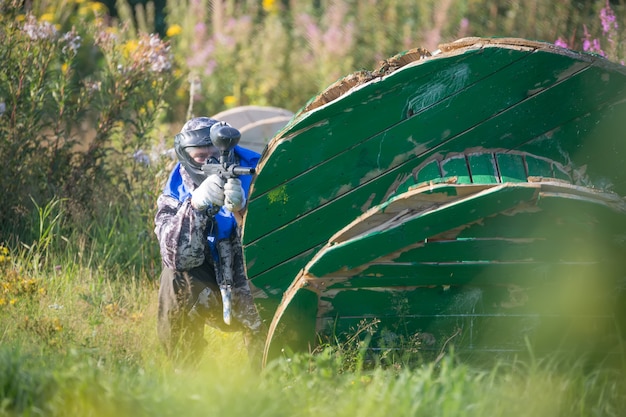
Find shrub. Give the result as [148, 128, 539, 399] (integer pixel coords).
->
[0, 0, 173, 266]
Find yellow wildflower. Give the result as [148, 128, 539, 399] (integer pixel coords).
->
[262, 0, 279, 13]
[89, 1, 108, 14]
[176, 86, 187, 99]
[9, 298, 17, 305]
[40, 13, 54, 23]
[53, 318, 63, 332]
[77, 6, 91, 17]
[122, 39, 139, 58]
[223, 95, 237, 107]
[166, 24, 183, 37]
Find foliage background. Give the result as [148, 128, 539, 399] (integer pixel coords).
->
[1, 0, 625, 260]
[1, 0, 626, 415]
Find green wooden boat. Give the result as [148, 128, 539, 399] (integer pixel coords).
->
[240, 37, 626, 365]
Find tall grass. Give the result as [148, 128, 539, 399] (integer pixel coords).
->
[2, 240, 626, 416]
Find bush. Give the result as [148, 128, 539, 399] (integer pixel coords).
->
[0, 0, 173, 271]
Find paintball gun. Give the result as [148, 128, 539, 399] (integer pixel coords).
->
[201, 122, 255, 326]
[201, 122, 256, 179]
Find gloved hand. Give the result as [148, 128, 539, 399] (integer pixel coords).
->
[224, 177, 246, 212]
[191, 174, 225, 210]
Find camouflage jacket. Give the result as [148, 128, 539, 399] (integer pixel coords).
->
[154, 147, 260, 271]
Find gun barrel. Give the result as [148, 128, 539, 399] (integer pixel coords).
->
[231, 166, 256, 176]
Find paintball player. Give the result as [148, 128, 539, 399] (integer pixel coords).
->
[154, 116, 264, 367]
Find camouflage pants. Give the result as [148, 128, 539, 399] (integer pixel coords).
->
[157, 263, 264, 366]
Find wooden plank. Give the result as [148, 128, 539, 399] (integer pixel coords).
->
[320, 264, 619, 317]
[316, 261, 615, 290]
[322, 313, 621, 354]
[526, 154, 553, 178]
[248, 246, 317, 297]
[415, 159, 442, 185]
[440, 155, 472, 183]
[496, 153, 527, 182]
[305, 185, 538, 277]
[455, 186, 626, 239]
[251, 46, 532, 196]
[448, 62, 626, 159]
[264, 237, 625, 362]
[518, 100, 626, 196]
[324, 178, 625, 262]
[248, 246, 319, 324]
[310, 258, 623, 354]
[391, 150, 564, 197]
[467, 153, 499, 184]
[392, 237, 616, 263]
[263, 287, 318, 364]
[391, 159, 442, 197]
[329, 183, 493, 244]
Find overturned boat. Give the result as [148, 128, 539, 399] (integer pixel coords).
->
[240, 37, 626, 365]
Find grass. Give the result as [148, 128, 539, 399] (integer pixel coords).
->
[1, 249, 625, 417]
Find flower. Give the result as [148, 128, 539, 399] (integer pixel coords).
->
[599, 1, 618, 35]
[22, 15, 58, 40]
[61, 29, 82, 55]
[262, 0, 279, 13]
[166, 24, 183, 37]
[40, 13, 54, 23]
[554, 38, 569, 48]
[122, 39, 139, 58]
[89, 1, 108, 15]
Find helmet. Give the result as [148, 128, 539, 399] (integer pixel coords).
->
[174, 117, 219, 185]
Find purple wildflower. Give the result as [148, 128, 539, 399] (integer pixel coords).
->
[600, 1, 618, 35]
[554, 37, 569, 48]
